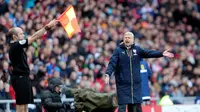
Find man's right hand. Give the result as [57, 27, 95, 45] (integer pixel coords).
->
[104, 74, 110, 84]
[45, 19, 58, 30]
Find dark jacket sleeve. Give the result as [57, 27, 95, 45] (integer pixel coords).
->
[43, 98, 63, 108]
[139, 47, 163, 58]
[106, 48, 119, 76]
[41, 91, 63, 109]
[146, 62, 152, 79]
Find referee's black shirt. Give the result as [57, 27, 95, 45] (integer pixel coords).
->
[9, 39, 30, 76]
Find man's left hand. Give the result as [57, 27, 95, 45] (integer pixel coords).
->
[163, 49, 174, 58]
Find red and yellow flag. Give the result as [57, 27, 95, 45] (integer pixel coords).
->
[58, 5, 81, 38]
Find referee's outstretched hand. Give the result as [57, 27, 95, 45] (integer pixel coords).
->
[46, 19, 59, 29]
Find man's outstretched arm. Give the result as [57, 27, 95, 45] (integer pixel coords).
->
[28, 19, 58, 45]
[139, 47, 174, 59]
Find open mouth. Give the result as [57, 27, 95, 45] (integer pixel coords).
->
[125, 41, 130, 44]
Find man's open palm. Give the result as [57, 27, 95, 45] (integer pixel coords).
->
[163, 49, 174, 58]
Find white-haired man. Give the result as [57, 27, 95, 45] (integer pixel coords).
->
[105, 32, 174, 112]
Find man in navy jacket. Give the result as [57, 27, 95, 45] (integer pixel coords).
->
[140, 59, 152, 105]
[105, 32, 174, 112]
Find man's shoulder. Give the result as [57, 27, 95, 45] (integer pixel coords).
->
[9, 39, 28, 48]
[9, 41, 17, 46]
[134, 45, 141, 49]
[9, 42, 20, 52]
[41, 90, 52, 98]
[114, 47, 124, 54]
[41, 90, 51, 94]
[9, 41, 20, 49]
[115, 46, 123, 51]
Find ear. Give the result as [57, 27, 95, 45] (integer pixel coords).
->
[12, 35, 18, 40]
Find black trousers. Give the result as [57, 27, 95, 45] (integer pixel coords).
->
[118, 104, 142, 112]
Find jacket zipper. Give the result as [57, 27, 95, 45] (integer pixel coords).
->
[130, 56, 134, 104]
[126, 49, 134, 104]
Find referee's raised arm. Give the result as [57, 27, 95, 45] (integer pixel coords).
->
[28, 19, 58, 45]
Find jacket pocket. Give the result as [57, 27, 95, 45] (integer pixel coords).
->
[116, 72, 124, 83]
[122, 70, 132, 83]
[134, 74, 142, 83]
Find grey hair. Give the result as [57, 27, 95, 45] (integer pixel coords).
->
[7, 27, 18, 41]
[124, 32, 134, 38]
[8, 28, 18, 37]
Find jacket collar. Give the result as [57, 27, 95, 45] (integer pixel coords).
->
[119, 43, 135, 49]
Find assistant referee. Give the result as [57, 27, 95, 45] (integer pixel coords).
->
[8, 19, 57, 112]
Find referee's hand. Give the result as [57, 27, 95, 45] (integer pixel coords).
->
[46, 19, 58, 29]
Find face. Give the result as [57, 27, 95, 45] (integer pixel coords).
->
[3, 61, 8, 70]
[14, 28, 25, 40]
[50, 58, 56, 64]
[123, 34, 134, 47]
[55, 86, 61, 93]
[55, 85, 64, 93]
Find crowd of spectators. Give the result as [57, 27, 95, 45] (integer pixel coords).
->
[1, 0, 200, 110]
